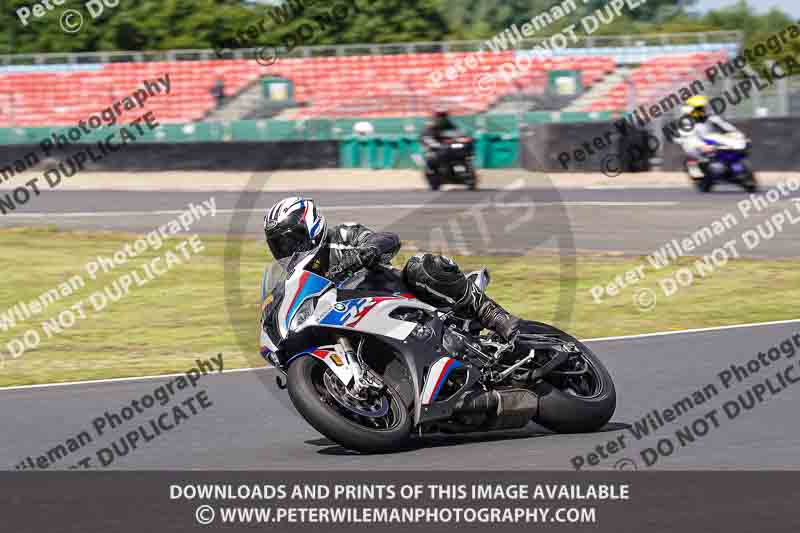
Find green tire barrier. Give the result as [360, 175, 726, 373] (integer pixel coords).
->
[339, 133, 520, 170]
[0, 111, 611, 144]
[0, 111, 609, 169]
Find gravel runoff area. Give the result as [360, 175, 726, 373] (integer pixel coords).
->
[0, 169, 797, 192]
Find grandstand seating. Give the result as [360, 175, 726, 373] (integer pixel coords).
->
[274, 52, 615, 119]
[0, 45, 734, 126]
[581, 51, 729, 112]
[0, 52, 615, 125]
[0, 61, 260, 127]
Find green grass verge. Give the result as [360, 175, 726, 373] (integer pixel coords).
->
[1, 227, 799, 387]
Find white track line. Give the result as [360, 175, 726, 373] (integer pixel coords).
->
[0, 366, 271, 392]
[1, 319, 798, 393]
[583, 318, 800, 342]
[1, 202, 678, 219]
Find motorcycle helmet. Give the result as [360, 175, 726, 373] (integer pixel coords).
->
[264, 197, 326, 260]
[684, 95, 709, 123]
[432, 107, 451, 129]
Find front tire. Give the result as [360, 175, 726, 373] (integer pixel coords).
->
[288, 356, 412, 453]
[425, 170, 441, 191]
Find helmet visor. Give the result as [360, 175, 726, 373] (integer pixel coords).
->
[266, 226, 312, 260]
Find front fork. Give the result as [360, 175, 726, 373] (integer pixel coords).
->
[336, 336, 382, 395]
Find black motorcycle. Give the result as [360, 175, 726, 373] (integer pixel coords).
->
[423, 130, 479, 191]
[260, 248, 616, 453]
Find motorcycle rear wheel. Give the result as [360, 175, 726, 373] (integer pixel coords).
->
[466, 162, 479, 191]
[517, 321, 616, 433]
[740, 164, 758, 192]
[288, 356, 412, 453]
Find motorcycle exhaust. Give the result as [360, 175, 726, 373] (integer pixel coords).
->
[455, 388, 539, 430]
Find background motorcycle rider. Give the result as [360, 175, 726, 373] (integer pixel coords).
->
[420, 108, 458, 177]
[676, 95, 742, 177]
[263, 196, 520, 342]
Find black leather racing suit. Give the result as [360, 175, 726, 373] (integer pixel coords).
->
[421, 117, 458, 172]
[313, 223, 519, 341]
[312, 223, 400, 277]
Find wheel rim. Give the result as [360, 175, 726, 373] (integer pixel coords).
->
[311, 363, 404, 432]
[505, 338, 606, 399]
[547, 351, 605, 399]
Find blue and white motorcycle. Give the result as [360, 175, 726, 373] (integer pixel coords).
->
[260, 246, 616, 453]
[686, 131, 759, 193]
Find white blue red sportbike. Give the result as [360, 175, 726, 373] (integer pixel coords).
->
[260, 246, 616, 453]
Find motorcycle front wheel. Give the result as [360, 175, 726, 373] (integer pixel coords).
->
[288, 356, 412, 453]
[425, 170, 442, 191]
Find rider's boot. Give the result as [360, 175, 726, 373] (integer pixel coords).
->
[456, 283, 520, 343]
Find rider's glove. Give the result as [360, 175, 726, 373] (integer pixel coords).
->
[328, 251, 364, 280]
[328, 246, 381, 280]
[358, 246, 381, 269]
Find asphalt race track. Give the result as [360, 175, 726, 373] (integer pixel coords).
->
[2, 321, 799, 470]
[2, 187, 800, 257]
[2, 185, 799, 471]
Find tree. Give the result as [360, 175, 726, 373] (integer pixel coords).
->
[0, 0, 795, 55]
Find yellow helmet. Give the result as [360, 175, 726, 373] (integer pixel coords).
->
[684, 95, 709, 121]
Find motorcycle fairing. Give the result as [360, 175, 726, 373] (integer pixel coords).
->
[421, 357, 463, 404]
[376, 315, 479, 426]
[286, 346, 354, 387]
[318, 296, 434, 340]
[262, 257, 476, 427]
[279, 270, 332, 335]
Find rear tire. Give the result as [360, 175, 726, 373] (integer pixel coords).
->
[288, 356, 412, 453]
[518, 321, 616, 433]
[466, 162, 478, 190]
[742, 169, 759, 193]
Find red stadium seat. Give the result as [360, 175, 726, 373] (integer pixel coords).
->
[0, 51, 627, 125]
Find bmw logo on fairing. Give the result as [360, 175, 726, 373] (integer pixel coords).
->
[334, 303, 347, 312]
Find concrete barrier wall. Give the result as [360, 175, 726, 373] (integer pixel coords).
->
[0, 141, 339, 172]
[522, 117, 800, 173]
[1, 120, 795, 175]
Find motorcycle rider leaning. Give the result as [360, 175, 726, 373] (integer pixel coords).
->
[676, 95, 741, 175]
[263, 196, 520, 342]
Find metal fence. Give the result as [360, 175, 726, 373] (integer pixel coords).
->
[0, 31, 743, 66]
